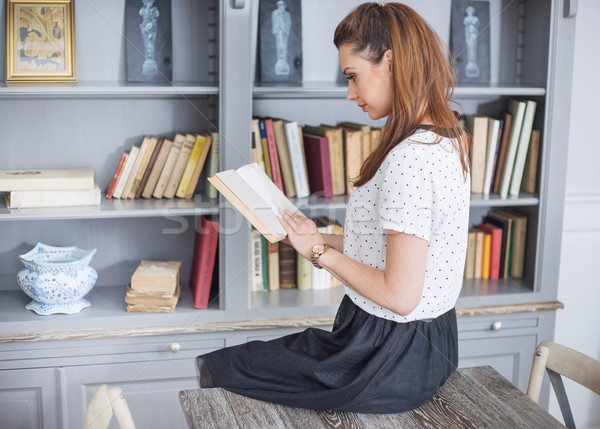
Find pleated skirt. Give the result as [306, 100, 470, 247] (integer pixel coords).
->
[196, 294, 458, 414]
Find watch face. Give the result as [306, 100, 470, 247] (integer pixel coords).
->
[313, 244, 324, 253]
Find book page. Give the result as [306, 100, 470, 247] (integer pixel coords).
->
[236, 163, 303, 217]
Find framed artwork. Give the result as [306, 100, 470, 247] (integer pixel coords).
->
[5, 0, 77, 84]
[258, 0, 302, 83]
[450, 0, 490, 85]
[125, 0, 172, 83]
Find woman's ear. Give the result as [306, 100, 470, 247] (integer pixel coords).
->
[384, 49, 393, 72]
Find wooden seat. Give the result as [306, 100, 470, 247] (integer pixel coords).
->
[527, 341, 600, 429]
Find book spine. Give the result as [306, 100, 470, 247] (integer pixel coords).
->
[483, 118, 500, 195]
[204, 132, 220, 199]
[184, 133, 213, 199]
[250, 229, 264, 292]
[509, 100, 537, 196]
[130, 137, 158, 198]
[142, 138, 173, 199]
[278, 242, 296, 288]
[267, 241, 279, 290]
[176, 134, 205, 198]
[521, 129, 540, 194]
[296, 252, 312, 290]
[264, 119, 284, 192]
[164, 134, 196, 199]
[499, 100, 526, 198]
[320, 137, 334, 198]
[136, 137, 163, 199]
[251, 119, 266, 172]
[8, 183, 101, 209]
[153, 135, 183, 199]
[284, 121, 310, 198]
[329, 129, 346, 196]
[191, 216, 219, 309]
[113, 146, 140, 199]
[493, 113, 512, 194]
[123, 138, 150, 199]
[272, 120, 296, 198]
[258, 120, 273, 179]
[105, 152, 128, 199]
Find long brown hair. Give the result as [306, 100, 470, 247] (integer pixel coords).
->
[334, 2, 470, 187]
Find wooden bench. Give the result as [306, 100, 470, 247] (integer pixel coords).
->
[179, 366, 563, 428]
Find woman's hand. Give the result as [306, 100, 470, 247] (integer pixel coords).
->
[276, 208, 324, 260]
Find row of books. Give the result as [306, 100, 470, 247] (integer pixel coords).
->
[105, 131, 220, 200]
[250, 217, 343, 291]
[466, 98, 540, 197]
[251, 117, 381, 199]
[0, 168, 101, 209]
[464, 209, 528, 280]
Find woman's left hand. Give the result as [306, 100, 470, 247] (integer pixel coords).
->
[277, 208, 324, 260]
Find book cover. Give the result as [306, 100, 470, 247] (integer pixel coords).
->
[123, 137, 151, 199]
[278, 241, 296, 288]
[137, 137, 164, 199]
[521, 129, 540, 194]
[125, 0, 172, 83]
[7, 182, 101, 209]
[509, 100, 537, 196]
[483, 117, 500, 195]
[264, 119, 284, 192]
[184, 132, 213, 199]
[493, 112, 512, 194]
[130, 136, 158, 198]
[164, 133, 196, 199]
[283, 120, 310, 198]
[465, 115, 488, 194]
[0, 168, 95, 192]
[499, 99, 527, 198]
[130, 260, 181, 294]
[207, 163, 304, 243]
[105, 153, 128, 199]
[302, 133, 333, 198]
[142, 137, 173, 199]
[113, 146, 140, 199]
[189, 216, 219, 309]
[258, 0, 302, 83]
[478, 222, 502, 280]
[272, 119, 296, 198]
[450, 0, 491, 85]
[304, 125, 345, 196]
[204, 132, 220, 199]
[176, 134, 205, 198]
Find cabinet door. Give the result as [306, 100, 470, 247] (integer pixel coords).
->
[458, 334, 537, 391]
[0, 368, 59, 429]
[61, 359, 199, 429]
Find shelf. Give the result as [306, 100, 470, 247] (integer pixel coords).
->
[0, 285, 225, 338]
[0, 81, 219, 99]
[469, 192, 539, 207]
[253, 82, 546, 99]
[249, 287, 345, 320]
[0, 195, 218, 221]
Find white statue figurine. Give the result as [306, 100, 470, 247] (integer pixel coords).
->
[271, 0, 291, 75]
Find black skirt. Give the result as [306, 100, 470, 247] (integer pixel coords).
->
[196, 294, 458, 414]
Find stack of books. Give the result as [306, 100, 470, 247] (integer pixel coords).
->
[0, 168, 100, 209]
[105, 131, 219, 200]
[126, 260, 182, 312]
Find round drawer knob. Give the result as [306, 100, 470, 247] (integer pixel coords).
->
[169, 342, 181, 353]
[491, 321, 502, 332]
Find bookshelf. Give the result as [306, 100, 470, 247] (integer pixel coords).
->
[0, 0, 576, 427]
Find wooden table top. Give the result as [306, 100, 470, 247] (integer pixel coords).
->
[179, 366, 564, 428]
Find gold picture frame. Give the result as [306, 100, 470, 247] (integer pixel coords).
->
[5, 0, 76, 84]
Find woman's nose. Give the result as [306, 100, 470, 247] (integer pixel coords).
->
[346, 82, 357, 101]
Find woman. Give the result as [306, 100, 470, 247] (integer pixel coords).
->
[197, 2, 471, 413]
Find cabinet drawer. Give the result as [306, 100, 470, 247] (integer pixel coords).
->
[458, 314, 539, 340]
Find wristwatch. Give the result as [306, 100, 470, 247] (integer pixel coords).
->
[310, 243, 332, 269]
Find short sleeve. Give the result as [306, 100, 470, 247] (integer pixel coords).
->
[377, 146, 433, 241]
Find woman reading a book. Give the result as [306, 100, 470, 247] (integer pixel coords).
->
[196, 2, 471, 413]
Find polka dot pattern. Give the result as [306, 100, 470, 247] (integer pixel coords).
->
[343, 131, 471, 322]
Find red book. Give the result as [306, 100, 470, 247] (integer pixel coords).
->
[478, 223, 502, 280]
[189, 216, 219, 309]
[302, 133, 333, 198]
[263, 118, 284, 192]
[105, 152, 128, 198]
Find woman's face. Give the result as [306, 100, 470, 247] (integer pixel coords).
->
[338, 44, 393, 121]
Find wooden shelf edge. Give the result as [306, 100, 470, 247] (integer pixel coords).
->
[0, 301, 564, 343]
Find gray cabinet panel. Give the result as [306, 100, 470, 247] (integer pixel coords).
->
[0, 368, 58, 429]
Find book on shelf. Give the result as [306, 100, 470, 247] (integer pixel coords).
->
[499, 99, 527, 198]
[263, 118, 284, 193]
[126, 303, 178, 313]
[303, 125, 345, 196]
[136, 137, 164, 199]
[267, 240, 280, 290]
[153, 134, 184, 199]
[483, 118, 501, 195]
[315, 217, 343, 289]
[130, 260, 181, 294]
[258, 119, 273, 180]
[261, 236, 269, 290]
[129, 136, 158, 198]
[278, 241, 296, 289]
[113, 145, 140, 199]
[0, 168, 95, 192]
[371, 128, 382, 152]
[251, 119, 266, 173]
[105, 153, 128, 199]
[478, 222, 502, 280]
[485, 212, 513, 278]
[474, 229, 484, 279]
[283, 120, 310, 198]
[492, 112, 512, 194]
[495, 209, 527, 278]
[5, 181, 101, 209]
[142, 137, 173, 199]
[340, 121, 371, 169]
[480, 231, 491, 279]
[342, 126, 363, 195]
[183, 132, 214, 199]
[465, 115, 488, 194]
[251, 229, 265, 292]
[204, 132, 220, 199]
[302, 133, 333, 198]
[122, 137, 151, 199]
[125, 284, 182, 307]
[464, 229, 476, 279]
[521, 129, 540, 194]
[508, 100, 537, 196]
[189, 216, 219, 309]
[272, 119, 297, 198]
[163, 133, 196, 199]
[296, 252, 312, 291]
[176, 133, 205, 199]
[207, 163, 304, 243]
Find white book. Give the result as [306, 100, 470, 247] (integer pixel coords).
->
[499, 99, 527, 198]
[207, 163, 303, 243]
[509, 100, 537, 196]
[6, 182, 101, 209]
[483, 118, 501, 195]
[0, 168, 94, 192]
[112, 146, 140, 199]
[122, 136, 151, 199]
[250, 229, 264, 292]
[284, 120, 310, 198]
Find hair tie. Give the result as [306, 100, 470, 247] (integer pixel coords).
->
[378, 2, 386, 6]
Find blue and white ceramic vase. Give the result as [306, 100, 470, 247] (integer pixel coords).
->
[17, 243, 98, 315]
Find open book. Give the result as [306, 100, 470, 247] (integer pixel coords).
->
[207, 163, 304, 243]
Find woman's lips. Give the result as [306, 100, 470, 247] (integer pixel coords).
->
[359, 104, 367, 112]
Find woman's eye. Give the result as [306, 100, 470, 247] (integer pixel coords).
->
[345, 74, 356, 81]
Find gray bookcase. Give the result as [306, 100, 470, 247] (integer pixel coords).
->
[0, 0, 576, 427]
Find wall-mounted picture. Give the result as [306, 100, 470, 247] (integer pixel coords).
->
[125, 0, 173, 83]
[5, 0, 77, 84]
[258, 0, 302, 83]
[450, 0, 490, 85]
